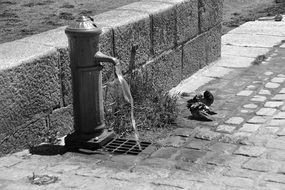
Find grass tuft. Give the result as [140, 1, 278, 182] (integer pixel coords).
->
[252, 54, 266, 65]
[104, 70, 178, 140]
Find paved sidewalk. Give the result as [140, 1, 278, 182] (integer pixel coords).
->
[1, 18, 285, 190]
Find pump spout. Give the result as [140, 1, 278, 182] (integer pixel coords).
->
[94, 51, 118, 66]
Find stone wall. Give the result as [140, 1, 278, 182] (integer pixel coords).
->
[0, 0, 223, 155]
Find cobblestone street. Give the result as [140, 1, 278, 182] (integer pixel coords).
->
[1, 19, 285, 189]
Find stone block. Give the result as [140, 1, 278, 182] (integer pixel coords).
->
[250, 95, 267, 102]
[151, 147, 178, 159]
[265, 82, 280, 89]
[155, 0, 198, 44]
[50, 105, 74, 136]
[264, 101, 284, 108]
[120, 1, 176, 56]
[269, 119, 285, 126]
[205, 24, 222, 64]
[258, 89, 271, 95]
[93, 9, 151, 70]
[256, 108, 277, 116]
[0, 116, 47, 155]
[0, 45, 61, 130]
[0, 168, 32, 181]
[237, 90, 253, 96]
[176, 0, 199, 43]
[185, 139, 210, 150]
[272, 94, 285, 100]
[247, 116, 267, 124]
[267, 139, 285, 150]
[139, 158, 177, 169]
[172, 127, 195, 137]
[208, 142, 237, 153]
[271, 77, 285, 83]
[267, 150, 285, 161]
[280, 88, 285, 94]
[19, 26, 68, 48]
[225, 117, 244, 125]
[0, 40, 56, 70]
[223, 168, 262, 179]
[182, 34, 206, 79]
[274, 112, 285, 119]
[202, 66, 233, 78]
[204, 152, 231, 166]
[215, 55, 254, 68]
[194, 128, 222, 141]
[143, 48, 182, 93]
[169, 76, 213, 95]
[234, 146, 266, 157]
[264, 174, 285, 185]
[199, 0, 223, 33]
[242, 158, 278, 172]
[239, 124, 261, 133]
[58, 48, 72, 106]
[222, 33, 284, 48]
[175, 148, 206, 163]
[221, 45, 270, 58]
[216, 125, 236, 133]
[158, 136, 186, 147]
[219, 176, 255, 188]
[229, 21, 285, 37]
[0, 156, 22, 168]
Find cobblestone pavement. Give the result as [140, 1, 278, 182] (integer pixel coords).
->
[1, 19, 285, 189]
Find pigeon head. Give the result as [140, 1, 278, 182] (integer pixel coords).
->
[203, 90, 214, 106]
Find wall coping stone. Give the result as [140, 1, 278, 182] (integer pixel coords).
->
[0, 40, 57, 70]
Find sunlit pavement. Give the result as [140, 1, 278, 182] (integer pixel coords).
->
[1, 18, 285, 190]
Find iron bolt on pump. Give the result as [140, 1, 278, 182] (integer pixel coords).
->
[64, 16, 117, 150]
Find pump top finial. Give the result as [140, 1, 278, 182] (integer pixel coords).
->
[65, 15, 101, 34]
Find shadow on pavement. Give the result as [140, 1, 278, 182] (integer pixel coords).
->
[29, 144, 69, 156]
[29, 144, 109, 156]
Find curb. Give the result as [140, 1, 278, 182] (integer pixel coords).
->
[170, 16, 285, 96]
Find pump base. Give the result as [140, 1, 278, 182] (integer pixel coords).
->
[65, 129, 115, 150]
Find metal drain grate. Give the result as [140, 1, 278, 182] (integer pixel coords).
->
[103, 138, 151, 155]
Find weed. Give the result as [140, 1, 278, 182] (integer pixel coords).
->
[252, 54, 266, 65]
[28, 173, 59, 185]
[104, 70, 178, 140]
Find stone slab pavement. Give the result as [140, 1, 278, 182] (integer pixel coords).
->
[1, 17, 285, 190]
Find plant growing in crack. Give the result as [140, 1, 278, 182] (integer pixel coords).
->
[104, 69, 178, 141]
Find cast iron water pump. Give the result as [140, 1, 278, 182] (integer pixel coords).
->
[64, 16, 117, 150]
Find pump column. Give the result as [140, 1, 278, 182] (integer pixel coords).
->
[64, 16, 115, 150]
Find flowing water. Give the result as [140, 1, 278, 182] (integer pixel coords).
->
[114, 63, 142, 150]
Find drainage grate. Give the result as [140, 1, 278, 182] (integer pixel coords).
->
[103, 138, 151, 155]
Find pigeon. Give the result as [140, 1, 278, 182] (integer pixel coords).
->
[275, 14, 283, 22]
[187, 90, 214, 107]
[189, 102, 217, 121]
[187, 90, 216, 121]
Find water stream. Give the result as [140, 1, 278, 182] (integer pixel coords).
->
[114, 63, 142, 150]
